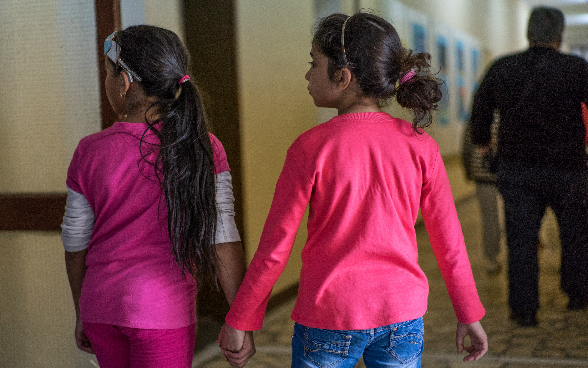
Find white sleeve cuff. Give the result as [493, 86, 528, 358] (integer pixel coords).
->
[61, 187, 95, 252]
[215, 171, 241, 244]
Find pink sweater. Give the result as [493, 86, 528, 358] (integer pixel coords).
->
[226, 112, 485, 331]
[67, 122, 229, 329]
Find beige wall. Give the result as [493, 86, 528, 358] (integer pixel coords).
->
[144, 0, 184, 37]
[0, 3, 99, 365]
[0, 2, 187, 367]
[0, 1, 101, 193]
[235, 0, 316, 294]
[122, 0, 185, 41]
[0, 233, 85, 367]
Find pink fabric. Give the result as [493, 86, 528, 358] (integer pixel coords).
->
[400, 70, 416, 85]
[84, 322, 196, 368]
[226, 112, 485, 331]
[67, 122, 229, 329]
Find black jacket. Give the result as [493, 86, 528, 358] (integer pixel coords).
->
[470, 46, 588, 171]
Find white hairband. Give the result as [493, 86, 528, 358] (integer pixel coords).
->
[341, 16, 351, 64]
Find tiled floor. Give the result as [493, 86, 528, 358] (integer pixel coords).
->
[192, 197, 588, 367]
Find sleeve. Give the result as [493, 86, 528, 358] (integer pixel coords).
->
[214, 171, 241, 244]
[420, 148, 486, 324]
[461, 121, 474, 181]
[66, 142, 84, 194]
[61, 187, 95, 252]
[209, 133, 230, 174]
[225, 145, 312, 331]
[581, 102, 588, 145]
[470, 65, 497, 146]
[579, 60, 588, 106]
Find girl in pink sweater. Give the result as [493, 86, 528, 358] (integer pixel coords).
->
[220, 13, 487, 367]
[62, 26, 254, 368]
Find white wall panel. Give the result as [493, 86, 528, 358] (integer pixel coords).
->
[0, 0, 100, 193]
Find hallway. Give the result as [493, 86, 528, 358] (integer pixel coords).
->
[193, 187, 588, 367]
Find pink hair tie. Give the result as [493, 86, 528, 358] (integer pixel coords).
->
[178, 75, 190, 84]
[400, 70, 415, 85]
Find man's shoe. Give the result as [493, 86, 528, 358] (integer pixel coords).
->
[510, 311, 538, 327]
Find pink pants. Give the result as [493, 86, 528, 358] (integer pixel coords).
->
[84, 323, 196, 368]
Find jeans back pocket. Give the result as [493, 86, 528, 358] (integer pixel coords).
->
[386, 317, 424, 364]
[295, 324, 351, 368]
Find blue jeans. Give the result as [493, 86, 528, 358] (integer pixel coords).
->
[291, 318, 424, 368]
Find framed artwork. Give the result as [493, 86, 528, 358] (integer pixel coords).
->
[436, 35, 450, 126]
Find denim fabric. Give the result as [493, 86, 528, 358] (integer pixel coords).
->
[291, 318, 423, 368]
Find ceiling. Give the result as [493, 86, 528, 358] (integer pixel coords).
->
[523, 0, 588, 48]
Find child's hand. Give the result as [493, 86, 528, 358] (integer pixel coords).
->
[217, 324, 255, 367]
[75, 318, 94, 354]
[217, 323, 245, 352]
[456, 320, 488, 362]
[222, 331, 256, 368]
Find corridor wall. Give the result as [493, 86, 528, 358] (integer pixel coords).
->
[234, 0, 316, 294]
[0, 1, 184, 367]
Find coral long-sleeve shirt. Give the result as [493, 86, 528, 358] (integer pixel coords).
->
[226, 112, 484, 331]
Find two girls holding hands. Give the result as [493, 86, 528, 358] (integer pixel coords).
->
[64, 11, 487, 368]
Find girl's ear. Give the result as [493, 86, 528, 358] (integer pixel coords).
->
[119, 71, 131, 96]
[337, 67, 353, 90]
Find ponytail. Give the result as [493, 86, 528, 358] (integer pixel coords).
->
[117, 25, 219, 285]
[157, 79, 218, 285]
[395, 51, 443, 131]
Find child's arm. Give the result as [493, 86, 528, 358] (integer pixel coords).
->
[213, 241, 246, 308]
[62, 187, 95, 354]
[218, 320, 255, 367]
[456, 321, 488, 362]
[64, 249, 94, 354]
[212, 170, 256, 366]
[212, 172, 247, 310]
[214, 241, 256, 367]
[421, 147, 487, 358]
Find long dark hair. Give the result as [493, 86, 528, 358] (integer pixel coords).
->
[313, 13, 443, 130]
[111, 25, 217, 284]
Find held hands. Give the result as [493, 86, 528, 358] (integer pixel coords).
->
[217, 323, 256, 367]
[456, 321, 488, 362]
[74, 317, 94, 354]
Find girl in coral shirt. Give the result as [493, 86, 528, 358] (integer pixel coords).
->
[220, 13, 487, 367]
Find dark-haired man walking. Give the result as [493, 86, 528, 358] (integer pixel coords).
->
[471, 6, 588, 327]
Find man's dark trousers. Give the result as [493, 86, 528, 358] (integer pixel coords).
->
[497, 162, 588, 314]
